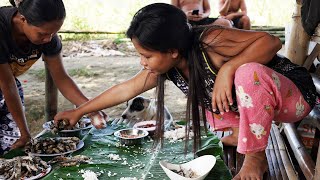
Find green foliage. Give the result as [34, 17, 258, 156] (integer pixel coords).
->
[28, 68, 99, 80]
[42, 127, 231, 180]
[113, 36, 129, 45]
[68, 68, 99, 78]
[28, 69, 46, 81]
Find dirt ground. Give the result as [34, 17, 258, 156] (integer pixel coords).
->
[19, 40, 187, 136]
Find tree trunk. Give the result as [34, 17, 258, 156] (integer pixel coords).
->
[44, 65, 58, 121]
[285, 0, 310, 65]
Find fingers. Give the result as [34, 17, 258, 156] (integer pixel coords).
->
[232, 174, 241, 180]
[212, 90, 233, 114]
[54, 111, 77, 127]
[10, 137, 30, 150]
[211, 93, 218, 113]
[53, 112, 63, 125]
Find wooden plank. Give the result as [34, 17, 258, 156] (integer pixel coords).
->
[303, 43, 320, 70]
[44, 65, 57, 121]
[251, 26, 285, 31]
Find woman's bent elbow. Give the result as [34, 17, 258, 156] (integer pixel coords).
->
[274, 37, 282, 52]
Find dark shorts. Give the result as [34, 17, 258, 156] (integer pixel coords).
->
[0, 78, 23, 155]
[232, 17, 241, 28]
[189, 17, 218, 26]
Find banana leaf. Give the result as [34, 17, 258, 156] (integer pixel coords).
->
[41, 126, 232, 180]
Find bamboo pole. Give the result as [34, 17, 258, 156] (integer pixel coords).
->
[266, 136, 276, 180]
[272, 125, 298, 179]
[283, 123, 315, 179]
[269, 136, 282, 180]
[270, 126, 287, 180]
[44, 65, 57, 121]
[58, 30, 125, 34]
[285, 0, 310, 65]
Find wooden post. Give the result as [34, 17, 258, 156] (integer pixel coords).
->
[285, 0, 310, 65]
[44, 65, 58, 121]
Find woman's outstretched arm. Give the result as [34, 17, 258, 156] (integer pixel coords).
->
[54, 69, 158, 126]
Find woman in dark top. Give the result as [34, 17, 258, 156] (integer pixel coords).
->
[0, 0, 106, 155]
[54, 3, 317, 179]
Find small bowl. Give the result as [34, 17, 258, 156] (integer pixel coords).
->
[159, 155, 216, 180]
[114, 128, 149, 146]
[133, 120, 156, 136]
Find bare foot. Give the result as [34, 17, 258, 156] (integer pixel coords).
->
[221, 127, 239, 146]
[233, 151, 268, 180]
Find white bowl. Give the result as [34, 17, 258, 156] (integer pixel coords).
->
[133, 120, 156, 133]
[159, 155, 216, 180]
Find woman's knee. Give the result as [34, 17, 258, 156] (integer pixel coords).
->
[234, 63, 268, 84]
[235, 62, 263, 75]
[241, 15, 250, 24]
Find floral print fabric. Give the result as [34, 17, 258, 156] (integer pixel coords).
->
[206, 63, 312, 153]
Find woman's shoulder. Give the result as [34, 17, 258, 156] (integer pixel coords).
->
[0, 7, 16, 34]
[199, 26, 228, 47]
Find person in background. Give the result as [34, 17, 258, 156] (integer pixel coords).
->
[218, 0, 251, 30]
[171, 0, 232, 27]
[0, 0, 106, 155]
[54, 3, 317, 179]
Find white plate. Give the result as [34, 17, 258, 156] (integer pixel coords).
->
[24, 165, 52, 180]
[43, 118, 93, 132]
[133, 120, 157, 132]
[159, 155, 216, 180]
[29, 139, 84, 157]
[0, 165, 52, 180]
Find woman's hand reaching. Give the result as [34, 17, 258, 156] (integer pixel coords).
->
[211, 64, 235, 114]
[54, 109, 83, 128]
[10, 134, 31, 150]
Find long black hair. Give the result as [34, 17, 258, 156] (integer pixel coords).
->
[127, 3, 215, 153]
[9, 0, 66, 26]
